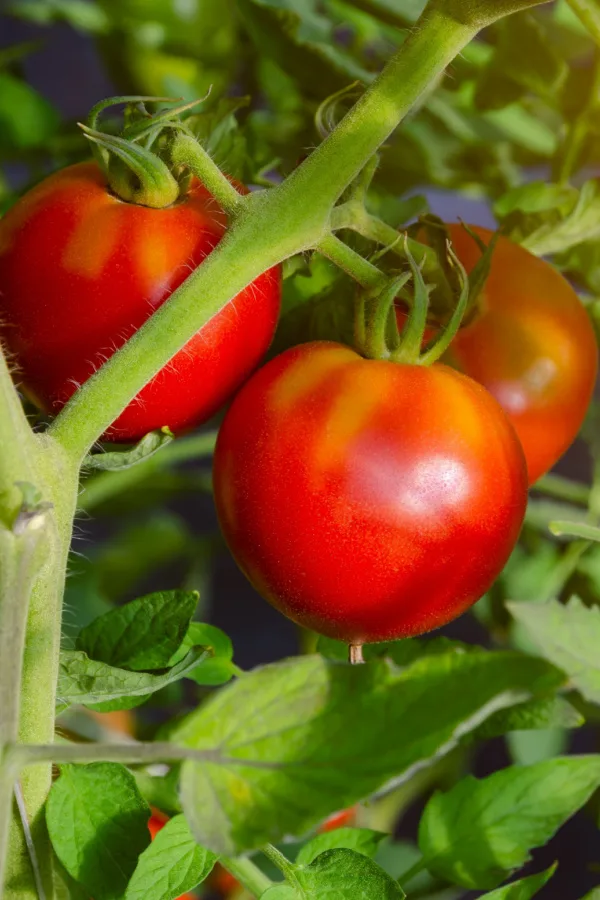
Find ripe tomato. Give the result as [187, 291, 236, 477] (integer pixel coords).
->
[0, 162, 281, 441]
[433, 225, 597, 484]
[319, 807, 358, 831]
[213, 342, 527, 644]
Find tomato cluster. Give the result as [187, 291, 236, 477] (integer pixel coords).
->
[0, 142, 595, 648]
[212, 223, 596, 646]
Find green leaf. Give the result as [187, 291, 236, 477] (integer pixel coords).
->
[0, 73, 59, 151]
[169, 622, 237, 686]
[58, 647, 208, 709]
[236, 0, 372, 100]
[175, 650, 562, 856]
[495, 179, 600, 256]
[261, 849, 406, 899]
[477, 864, 557, 899]
[84, 429, 174, 471]
[507, 727, 570, 766]
[76, 590, 199, 671]
[549, 520, 600, 541]
[582, 890, 600, 900]
[419, 756, 600, 889]
[475, 695, 584, 739]
[475, 14, 566, 111]
[296, 829, 387, 866]
[508, 597, 600, 704]
[7, 0, 110, 32]
[46, 763, 150, 900]
[124, 814, 217, 900]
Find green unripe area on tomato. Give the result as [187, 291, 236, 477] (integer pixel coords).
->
[0, 161, 281, 441]
[409, 225, 598, 485]
[214, 342, 528, 644]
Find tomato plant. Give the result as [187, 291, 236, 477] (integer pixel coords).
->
[2, 2, 600, 900]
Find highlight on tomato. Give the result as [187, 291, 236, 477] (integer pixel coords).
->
[0, 98, 281, 442]
[412, 224, 598, 485]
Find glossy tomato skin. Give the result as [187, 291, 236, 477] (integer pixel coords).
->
[441, 225, 597, 484]
[0, 162, 281, 440]
[213, 342, 528, 644]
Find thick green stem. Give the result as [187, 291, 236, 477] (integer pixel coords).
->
[219, 856, 273, 897]
[0, 349, 37, 527]
[280, 6, 477, 223]
[4, 438, 79, 900]
[0, 346, 58, 899]
[47, 5, 478, 462]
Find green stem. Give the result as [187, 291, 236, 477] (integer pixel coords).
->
[219, 856, 273, 898]
[397, 856, 428, 888]
[262, 844, 303, 893]
[79, 430, 217, 513]
[534, 474, 590, 507]
[0, 347, 58, 899]
[12, 742, 211, 769]
[316, 234, 387, 291]
[46, 4, 479, 463]
[171, 133, 243, 215]
[334, 205, 439, 273]
[4, 438, 79, 900]
[566, 0, 600, 46]
[280, 6, 476, 215]
[0, 349, 37, 527]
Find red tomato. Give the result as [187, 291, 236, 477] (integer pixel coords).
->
[0, 162, 281, 441]
[209, 865, 242, 896]
[213, 342, 528, 643]
[319, 807, 358, 832]
[431, 225, 597, 484]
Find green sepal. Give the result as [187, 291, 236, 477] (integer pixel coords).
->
[79, 125, 180, 208]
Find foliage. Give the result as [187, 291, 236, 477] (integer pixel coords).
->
[2, 0, 600, 899]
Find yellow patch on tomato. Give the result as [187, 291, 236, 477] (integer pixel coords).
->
[312, 362, 390, 482]
[62, 203, 121, 278]
[432, 367, 490, 450]
[269, 346, 356, 414]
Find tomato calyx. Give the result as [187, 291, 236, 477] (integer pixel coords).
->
[355, 238, 469, 367]
[408, 215, 500, 327]
[79, 95, 210, 209]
